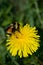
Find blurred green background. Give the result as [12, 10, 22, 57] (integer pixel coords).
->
[0, 0, 43, 65]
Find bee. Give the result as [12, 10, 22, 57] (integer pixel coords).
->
[6, 22, 20, 36]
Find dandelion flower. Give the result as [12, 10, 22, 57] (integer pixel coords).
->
[6, 24, 40, 58]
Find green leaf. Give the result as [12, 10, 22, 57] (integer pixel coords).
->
[0, 27, 6, 44]
[2, 17, 12, 27]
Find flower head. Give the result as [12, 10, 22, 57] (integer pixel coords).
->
[6, 24, 40, 58]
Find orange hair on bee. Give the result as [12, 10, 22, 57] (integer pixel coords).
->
[7, 27, 12, 34]
[7, 24, 13, 34]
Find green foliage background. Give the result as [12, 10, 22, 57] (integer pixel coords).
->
[0, 0, 43, 65]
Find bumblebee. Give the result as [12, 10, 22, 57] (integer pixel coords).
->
[6, 22, 20, 35]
